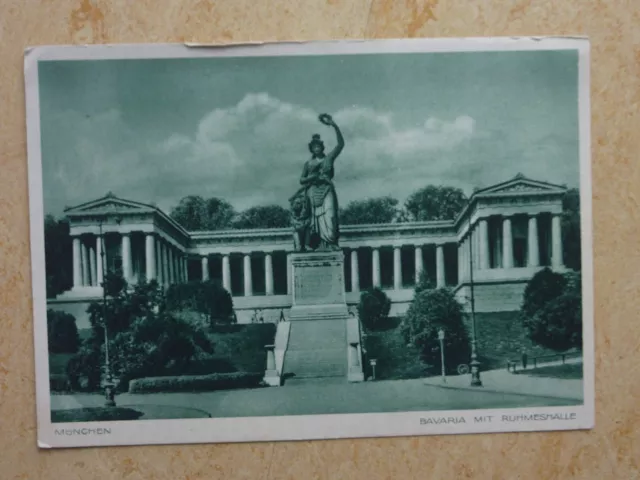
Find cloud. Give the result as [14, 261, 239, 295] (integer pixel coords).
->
[143, 93, 480, 212]
[43, 92, 576, 218]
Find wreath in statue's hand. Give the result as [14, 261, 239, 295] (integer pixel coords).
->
[319, 113, 333, 126]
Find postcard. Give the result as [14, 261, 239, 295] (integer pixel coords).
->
[24, 36, 593, 448]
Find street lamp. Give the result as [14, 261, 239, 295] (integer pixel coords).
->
[467, 215, 483, 387]
[438, 328, 446, 383]
[99, 220, 116, 407]
[369, 359, 377, 380]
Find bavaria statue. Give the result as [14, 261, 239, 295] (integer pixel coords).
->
[290, 113, 345, 252]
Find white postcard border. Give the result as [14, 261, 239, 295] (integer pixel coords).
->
[24, 36, 594, 449]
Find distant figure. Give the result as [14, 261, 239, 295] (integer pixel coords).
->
[522, 351, 528, 369]
[279, 310, 286, 323]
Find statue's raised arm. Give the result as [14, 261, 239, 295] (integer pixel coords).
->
[319, 114, 344, 166]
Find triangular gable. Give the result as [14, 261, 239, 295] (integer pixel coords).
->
[64, 193, 156, 215]
[475, 173, 567, 196]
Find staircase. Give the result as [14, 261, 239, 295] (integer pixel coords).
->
[281, 319, 347, 380]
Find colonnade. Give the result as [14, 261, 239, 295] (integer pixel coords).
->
[458, 213, 563, 282]
[198, 243, 449, 297]
[71, 232, 188, 288]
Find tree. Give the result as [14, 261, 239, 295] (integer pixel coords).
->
[357, 288, 391, 330]
[414, 269, 435, 295]
[232, 205, 291, 229]
[165, 280, 234, 325]
[401, 288, 470, 373]
[340, 197, 399, 225]
[170, 196, 235, 231]
[47, 309, 80, 354]
[521, 269, 582, 352]
[403, 186, 467, 221]
[67, 275, 214, 391]
[520, 268, 566, 321]
[562, 188, 581, 270]
[44, 215, 73, 298]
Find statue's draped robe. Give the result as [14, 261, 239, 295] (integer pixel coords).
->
[301, 157, 339, 248]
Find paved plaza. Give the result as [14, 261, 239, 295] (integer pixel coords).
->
[51, 376, 581, 421]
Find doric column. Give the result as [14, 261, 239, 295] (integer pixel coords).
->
[551, 214, 564, 268]
[167, 247, 175, 284]
[479, 219, 490, 270]
[436, 244, 445, 287]
[414, 245, 423, 284]
[89, 245, 97, 286]
[95, 235, 104, 287]
[145, 234, 156, 281]
[162, 241, 170, 287]
[372, 248, 381, 288]
[201, 255, 209, 281]
[457, 242, 464, 283]
[81, 240, 89, 286]
[222, 254, 231, 292]
[528, 215, 540, 267]
[72, 237, 82, 288]
[121, 233, 132, 282]
[393, 246, 402, 290]
[350, 249, 360, 292]
[502, 217, 514, 268]
[182, 256, 187, 283]
[286, 253, 293, 295]
[265, 253, 274, 295]
[156, 239, 163, 286]
[243, 254, 253, 296]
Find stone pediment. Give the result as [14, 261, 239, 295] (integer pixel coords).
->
[476, 174, 566, 196]
[65, 193, 155, 216]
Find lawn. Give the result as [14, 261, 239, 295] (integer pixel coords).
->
[51, 405, 211, 422]
[525, 363, 583, 380]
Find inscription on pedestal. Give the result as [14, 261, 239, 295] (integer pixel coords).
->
[291, 253, 346, 307]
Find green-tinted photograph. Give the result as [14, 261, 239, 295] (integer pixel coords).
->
[27, 39, 592, 447]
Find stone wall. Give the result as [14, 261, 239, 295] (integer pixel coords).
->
[455, 281, 528, 313]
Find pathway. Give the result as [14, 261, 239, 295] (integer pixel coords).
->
[423, 361, 584, 401]
[51, 376, 580, 419]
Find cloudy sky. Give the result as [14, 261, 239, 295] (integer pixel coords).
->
[38, 49, 580, 217]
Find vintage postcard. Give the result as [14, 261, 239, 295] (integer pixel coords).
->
[25, 37, 593, 448]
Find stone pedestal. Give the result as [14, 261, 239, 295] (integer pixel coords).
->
[289, 251, 349, 321]
[348, 341, 365, 382]
[263, 344, 280, 387]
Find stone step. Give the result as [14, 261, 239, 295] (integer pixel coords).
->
[286, 319, 347, 351]
[282, 348, 347, 378]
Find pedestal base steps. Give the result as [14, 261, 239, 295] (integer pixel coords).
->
[277, 251, 364, 383]
[281, 319, 348, 379]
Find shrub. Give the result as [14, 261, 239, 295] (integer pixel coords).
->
[357, 287, 391, 331]
[522, 270, 582, 352]
[128, 372, 264, 394]
[166, 280, 234, 325]
[49, 373, 71, 392]
[67, 275, 214, 392]
[520, 268, 566, 320]
[414, 268, 435, 295]
[47, 309, 80, 354]
[402, 288, 471, 373]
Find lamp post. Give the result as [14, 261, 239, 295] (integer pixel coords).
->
[467, 216, 483, 387]
[438, 328, 446, 383]
[99, 221, 116, 407]
[369, 359, 377, 381]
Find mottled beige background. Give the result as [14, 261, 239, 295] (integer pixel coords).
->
[0, 0, 638, 478]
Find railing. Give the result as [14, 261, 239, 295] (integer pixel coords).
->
[506, 350, 582, 373]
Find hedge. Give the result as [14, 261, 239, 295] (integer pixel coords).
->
[128, 372, 264, 394]
[50, 373, 71, 393]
